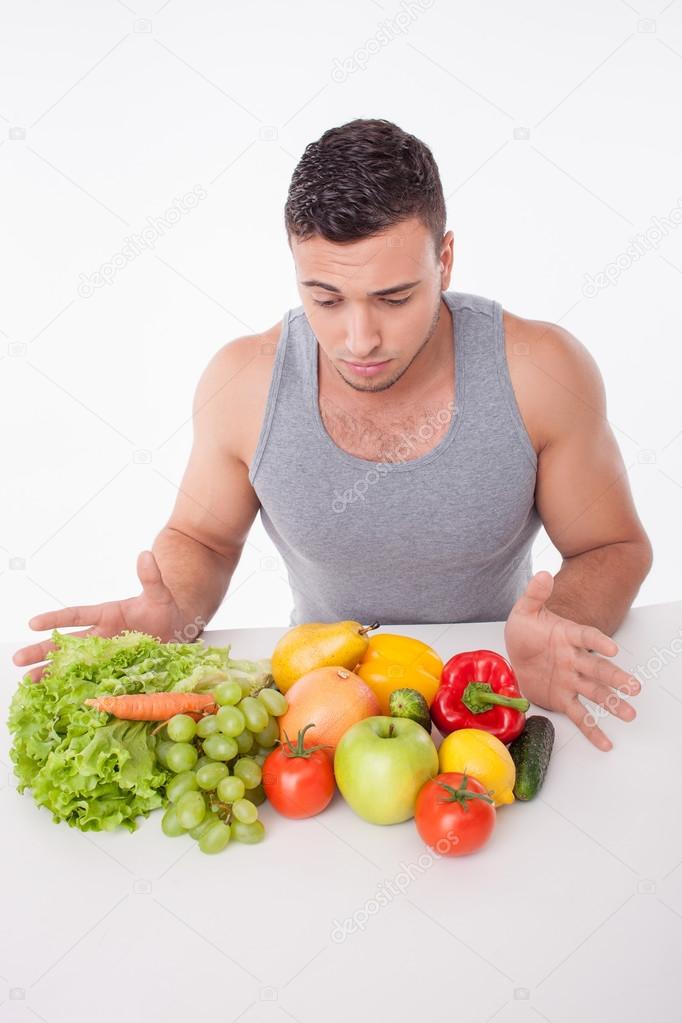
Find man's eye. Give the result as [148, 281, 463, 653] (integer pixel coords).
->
[312, 296, 411, 308]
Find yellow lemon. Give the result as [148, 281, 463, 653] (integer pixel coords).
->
[438, 728, 516, 806]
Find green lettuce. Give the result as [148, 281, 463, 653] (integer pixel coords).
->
[7, 629, 235, 832]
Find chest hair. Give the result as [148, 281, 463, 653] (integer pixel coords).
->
[319, 393, 454, 463]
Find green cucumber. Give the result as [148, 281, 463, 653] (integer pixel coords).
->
[508, 715, 555, 800]
[389, 688, 431, 733]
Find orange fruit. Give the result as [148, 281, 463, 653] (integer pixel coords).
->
[278, 666, 380, 753]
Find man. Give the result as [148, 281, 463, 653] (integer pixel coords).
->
[14, 118, 652, 753]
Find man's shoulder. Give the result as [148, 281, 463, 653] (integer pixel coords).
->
[200, 318, 285, 401]
[193, 319, 285, 465]
[211, 318, 285, 376]
[501, 307, 606, 451]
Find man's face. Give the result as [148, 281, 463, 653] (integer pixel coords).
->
[291, 217, 453, 393]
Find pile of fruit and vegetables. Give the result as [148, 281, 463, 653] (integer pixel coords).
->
[7, 619, 554, 857]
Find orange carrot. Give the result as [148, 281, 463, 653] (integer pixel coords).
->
[84, 692, 217, 721]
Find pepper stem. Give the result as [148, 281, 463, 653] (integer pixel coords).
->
[462, 681, 530, 715]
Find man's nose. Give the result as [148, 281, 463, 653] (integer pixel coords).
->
[344, 316, 381, 359]
[344, 341, 382, 360]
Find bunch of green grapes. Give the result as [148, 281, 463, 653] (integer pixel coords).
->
[155, 682, 288, 854]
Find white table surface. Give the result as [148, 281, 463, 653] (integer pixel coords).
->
[1, 602, 681, 1023]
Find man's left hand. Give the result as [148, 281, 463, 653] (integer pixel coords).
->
[504, 571, 641, 751]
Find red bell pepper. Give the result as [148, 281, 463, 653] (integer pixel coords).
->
[431, 649, 529, 744]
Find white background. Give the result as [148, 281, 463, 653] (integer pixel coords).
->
[2, 0, 681, 644]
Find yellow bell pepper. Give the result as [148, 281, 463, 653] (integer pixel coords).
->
[356, 633, 443, 714]
[438, 728, 516, 806]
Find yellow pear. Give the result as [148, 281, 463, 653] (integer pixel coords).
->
[272, 620, 380, 693]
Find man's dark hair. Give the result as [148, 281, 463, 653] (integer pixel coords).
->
[284, 118, 446, 255]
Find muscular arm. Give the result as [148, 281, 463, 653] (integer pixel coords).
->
[544, 543, 651, 637]
[153, 337, 262, 625]
[528, 323, 652, 631]
[503, 316, 652, 750]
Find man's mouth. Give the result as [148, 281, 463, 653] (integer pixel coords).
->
[342, 359, 392, 377]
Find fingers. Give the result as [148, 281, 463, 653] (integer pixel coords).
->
[26, 663, 49, 683]
[574, 676, 637, 724]
[12, 628, 93, 672]
[512, 571, 554, 616]
[27, 605, 100, 631]
[567, 621, 618, 657]
[573, 650, 640, 695]
[563, 695, 614, 752]
[15, 605, 103, 667]
[13, 639, 56, 667]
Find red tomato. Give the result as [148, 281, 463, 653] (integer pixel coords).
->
[415, 772, 496, 856]
[262, 725, 335, 819]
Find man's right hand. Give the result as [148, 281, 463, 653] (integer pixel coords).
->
[11, 551, 191, 683]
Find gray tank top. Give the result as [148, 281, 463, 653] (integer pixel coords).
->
[248, 289, 541, 627]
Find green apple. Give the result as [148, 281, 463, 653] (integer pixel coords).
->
[334, 715, 439, 825]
